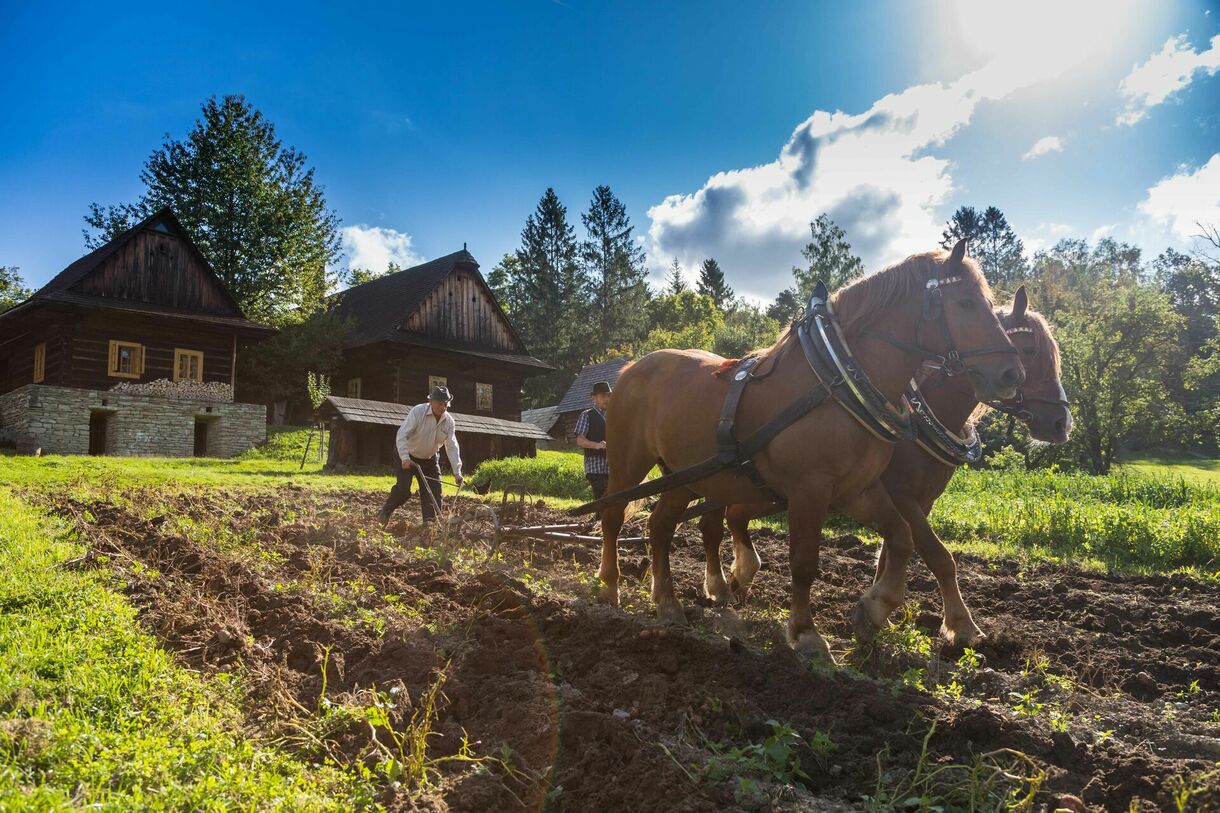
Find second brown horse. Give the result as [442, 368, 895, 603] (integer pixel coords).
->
[598, 241, 1023, 660]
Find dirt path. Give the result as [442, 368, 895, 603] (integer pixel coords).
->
[38, 487, 1220, 811]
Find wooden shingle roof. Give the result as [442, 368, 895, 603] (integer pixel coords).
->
[554, 357, 633, 413]
[318, 396, 552, 440]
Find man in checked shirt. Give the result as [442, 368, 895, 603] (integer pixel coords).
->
[378, 385, 463, 527]
[574, 381, 612, 499]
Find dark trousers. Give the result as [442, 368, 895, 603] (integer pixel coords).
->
[586, 473, 609, 500]
[382, 454, 443, 522]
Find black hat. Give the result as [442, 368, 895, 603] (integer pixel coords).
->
[591, 381, 612, 395]
[428, 385, 453, 403]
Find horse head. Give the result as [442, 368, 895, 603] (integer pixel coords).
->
[995, 285, 1072, 443]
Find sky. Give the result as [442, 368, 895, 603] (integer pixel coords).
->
[1, 0, 1218, 303]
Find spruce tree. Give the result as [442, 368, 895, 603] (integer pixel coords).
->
[665, 259, 688, 295]
[579, 185, 650, 357]
[515, 188, 589, 403]
[942, 205, 1026, 287]
[697, 258, 734, 310]
[769, 214, 863, 321]
[83, 95, 340, 324]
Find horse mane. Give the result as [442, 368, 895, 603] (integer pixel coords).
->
[830, 250, 993, 337]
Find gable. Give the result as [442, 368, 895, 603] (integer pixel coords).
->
[402, 266, 525, 353]
[71, 224, 243, 316]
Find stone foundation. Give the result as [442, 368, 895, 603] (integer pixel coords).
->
[0, 385, 266, 458]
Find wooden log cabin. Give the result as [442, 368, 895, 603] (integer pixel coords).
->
[0, 209, 275, 457]
[323, 249, 553, 470]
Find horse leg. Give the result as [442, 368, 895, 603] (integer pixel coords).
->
[698, 508, 732, 605]
[650, 487, 694, 625]
[841, 482, 915, 644]
[898, 498, 984, 646]
[787, 495, 835, 663]
[726, 503, 762, 605]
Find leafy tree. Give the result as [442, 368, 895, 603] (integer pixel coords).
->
[345, 262, 401, 288]
[640, 290, 722, 353]
[0, 266, 31, 312]
[487, 253, 525, 316]
[235, 311, 351, 408]
[513, 188, 590, 403]
[770, 214, 863, 322]
[665, 258, 688, 295]
[1155, 246, 1220, 451]
[1057, 282, 1183, 473]
[697, 258, 734, 310]
[713, 303, 781, 358]
[579, 186, 650, 357]
[942, 205, 1026, 287]
[83, 95, 341, 325]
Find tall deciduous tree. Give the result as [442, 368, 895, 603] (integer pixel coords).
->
[697, 258, 733, 310]
[513, 188, 589, 403]
[0, 266, 31, 313]
[580, 186, 650, 357]
[83, 95, 340, 325]
[769, 214, 863, 322]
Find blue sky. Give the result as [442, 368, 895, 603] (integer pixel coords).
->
[1, 0, 1218, 301]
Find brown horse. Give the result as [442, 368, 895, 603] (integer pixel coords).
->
[599, 241, 1024, 660]
[699, 287, 1070, 647]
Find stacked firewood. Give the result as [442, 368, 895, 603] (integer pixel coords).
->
[109, 378, 234, 403]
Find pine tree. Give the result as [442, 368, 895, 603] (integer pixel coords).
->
[666, 259, 688, 295]
[579, 185, 650, 357]
[83, 95, 340, 324]
[515, 188, 589, 403]
[942, 205, 1026, 287]
[769, 214, 863, 322]
[697, 258, 734, 310]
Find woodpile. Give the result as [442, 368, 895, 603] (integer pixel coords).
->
[109, 378, 234, 403]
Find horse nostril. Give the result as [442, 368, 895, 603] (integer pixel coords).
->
[1000, 367, 1021, 388]
[1055, 417, 1067, 435]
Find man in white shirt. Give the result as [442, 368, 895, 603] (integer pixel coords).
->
[378, 386, 463, 527]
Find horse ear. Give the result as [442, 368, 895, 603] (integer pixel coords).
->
[948, 239, 967, 268]
[1012, 285, 1029, 320]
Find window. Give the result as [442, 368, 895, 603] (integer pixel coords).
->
[107, 340, 144, 379]
[32, 342, 46, 383]
[476, 382, 493, 411]
[347, 377, 362, 398]
[428, 375, 447, 393]
[173, 349, 204, 383]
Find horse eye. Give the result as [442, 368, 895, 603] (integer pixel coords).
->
[957, 298, 976, 310]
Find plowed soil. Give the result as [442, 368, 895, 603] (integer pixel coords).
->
[38, 486, 1220, 812]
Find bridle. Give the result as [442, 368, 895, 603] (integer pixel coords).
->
[984, 324, 1070, 423]
[863, 274, 1019, 376]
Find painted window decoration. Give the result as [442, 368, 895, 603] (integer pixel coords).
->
[476, 382, 493, 411]
[347, 377, 362, 398]
[174, 349, 204, 383]
[33, 342, 46, 383]
[107, 340, 144, 379]
[429, 375, 447, 394]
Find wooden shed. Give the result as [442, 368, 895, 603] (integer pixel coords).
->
[317, 395, 551, 471]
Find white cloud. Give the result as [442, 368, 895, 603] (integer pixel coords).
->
[1116, 34, 1220, 126]
[1023, 136, 1065, 160]
[340, 225, 425, 274]
[1138, 153, 1220, 241]
[645, 0, 1142, 299]
[1090, 223, 1117, 243]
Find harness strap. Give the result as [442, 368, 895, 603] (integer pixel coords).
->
[907, 380, 983, 466]
[716, 356, 759, 465]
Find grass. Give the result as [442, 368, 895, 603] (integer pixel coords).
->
[0, 488, 377, 811]
[1119, 451, 1220, 486]
[470, 449, 589, 500]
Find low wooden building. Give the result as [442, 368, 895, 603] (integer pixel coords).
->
[522, 357, 631, 447]
[0, 209, 274, 456]
[322, 249, 552, 468]
[317, 395, 551, 471]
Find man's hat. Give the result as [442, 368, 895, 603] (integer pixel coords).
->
[591, 381, 612, 395]
[428, 385, 453, 403]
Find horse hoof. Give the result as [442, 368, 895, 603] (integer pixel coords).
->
[940, 622, 985, 648]
[657, 603, 687, 627]
[792, 631, 837, 665]
[705, 584, 733, 606]
[852, 600, 882, 645]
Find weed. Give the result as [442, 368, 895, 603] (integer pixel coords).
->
[702, 720, 833, 805]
